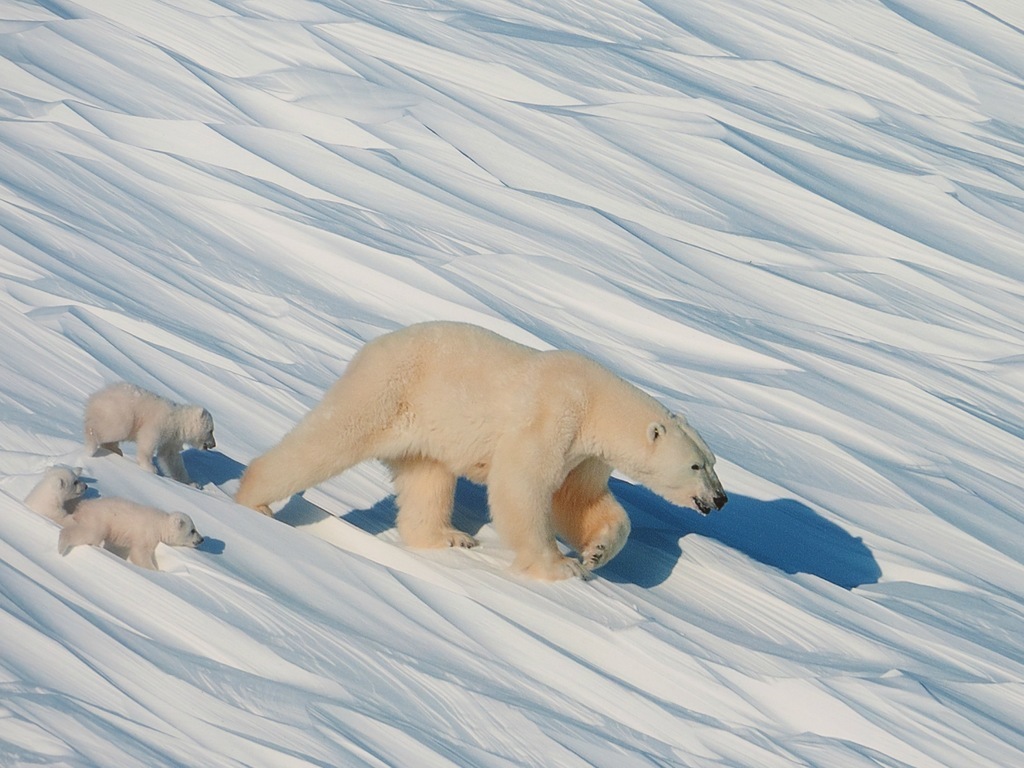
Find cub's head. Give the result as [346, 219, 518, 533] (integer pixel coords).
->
[638, 413, 727, 515]
[165, 512, 205, 548]
[184, 406, 217, 451]
[49, 466, 87, 503]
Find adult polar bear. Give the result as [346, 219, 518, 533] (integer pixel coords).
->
[236, 321, 727, 580]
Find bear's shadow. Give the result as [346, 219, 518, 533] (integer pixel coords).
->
[342, 478, 880, 590]
[195, 450, 879, 589]
[602, 479, 880, 589]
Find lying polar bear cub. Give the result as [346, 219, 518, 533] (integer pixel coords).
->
[236, 321, 727, 580]
[83, 382, 216, 486]
[24, 465, 87, 523]
[59, 497, 205, 571]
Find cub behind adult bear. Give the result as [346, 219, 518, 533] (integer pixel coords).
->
[236, 321, 726, 580]
[83, 382, 216, 486]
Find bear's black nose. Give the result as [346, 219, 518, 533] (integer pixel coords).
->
[714, 493, 728, 510]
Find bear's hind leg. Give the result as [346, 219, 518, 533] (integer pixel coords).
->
[389, 458, 475, 549]
[58, 522, 103, 556]
[134, 427, 161, 475]
[236, 419, 374, 516]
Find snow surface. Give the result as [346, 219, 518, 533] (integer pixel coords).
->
[1, 0, 1023, 765]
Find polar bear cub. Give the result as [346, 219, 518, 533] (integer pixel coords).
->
[84, 382, 216, 486]
[237, 321, 727, 581]
[24, 466, 87, 523]
[58, 498, 204, 570]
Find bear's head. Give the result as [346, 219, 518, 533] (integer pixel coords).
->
[637, 414, 727, 516]
[165, 512, 205, 548]
[56, 466, 88, 502]
[184, 406, 217, 451]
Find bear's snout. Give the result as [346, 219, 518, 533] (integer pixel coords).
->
[694, 491, 728, 515]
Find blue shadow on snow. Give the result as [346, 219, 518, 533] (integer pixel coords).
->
[602, 479, 881, 589]
[181, 449, 246, 487]
[339, 477, 879, 590]
[205, 452, 878, 590]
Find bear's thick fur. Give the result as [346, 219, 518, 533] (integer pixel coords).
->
[236, 321, 726, 580]
[83, 383, 216, 486]
[58, 498, 204, 570]
[24, 466, 87, 523]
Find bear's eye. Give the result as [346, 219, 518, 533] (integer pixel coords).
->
[691, 464, 701, 471]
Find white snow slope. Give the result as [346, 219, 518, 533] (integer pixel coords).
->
[1, 1, 1023, 765]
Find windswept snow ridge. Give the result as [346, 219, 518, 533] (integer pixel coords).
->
[1, 1, 1023, 765]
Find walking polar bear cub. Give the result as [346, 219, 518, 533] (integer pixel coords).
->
[236, 321, 726, 580]
[59, 498, 205, 571]
[84, 383, 216, 486]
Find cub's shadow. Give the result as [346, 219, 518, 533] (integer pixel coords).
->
[181, 449, 246, 487]
[343, 478, 880, 590]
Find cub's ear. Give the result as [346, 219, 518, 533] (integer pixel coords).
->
[647, 422, 667, 443]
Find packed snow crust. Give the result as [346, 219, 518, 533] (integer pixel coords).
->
[2, 1, 1024, 765]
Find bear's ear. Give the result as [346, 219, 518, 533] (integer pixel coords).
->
[647, 422, 667, 443]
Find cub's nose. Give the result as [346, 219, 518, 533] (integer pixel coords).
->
[714, 492, 728, 510]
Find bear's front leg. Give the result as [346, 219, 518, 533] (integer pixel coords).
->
[127, 542, 160, 570]
[553, 487, 631, 571]
[487, 439, 588, 581]
[157, 445, 194, 486]
[551, 458, 631, 571]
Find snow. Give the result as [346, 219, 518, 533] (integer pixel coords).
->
[1, 0, 1023, 764]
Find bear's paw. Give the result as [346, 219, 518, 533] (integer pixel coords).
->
[581, 542, 609, 570]
[516, 555, 591, 582]
[443, 530, 478, 549]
